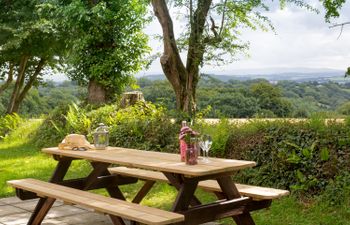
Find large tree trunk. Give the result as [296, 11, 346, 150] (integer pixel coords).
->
[151, 0, 189, 112]
[0, 62, 14, 95]
[7, 56, 29, 114]
[151, 0, 211, 114]
[87, 79, 107, 104]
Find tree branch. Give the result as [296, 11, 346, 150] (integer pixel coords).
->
[17, 58, 46, 104]
[329, 22, 350, 39]
[210, 16, 219, 38]
[7, 55, 29, 114]
[219, 0, 228, 36]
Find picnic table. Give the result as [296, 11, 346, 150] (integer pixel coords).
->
[8, 146, 289, 225]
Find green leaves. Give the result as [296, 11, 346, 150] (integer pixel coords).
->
[320, 148, 330, 161]
[322, 0, 346, 22]
[57, 0, 150, 99]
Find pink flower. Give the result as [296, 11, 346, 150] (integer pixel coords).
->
[179, 126, 199, 140]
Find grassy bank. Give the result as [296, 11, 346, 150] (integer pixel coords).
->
[1, 119, 350, 224]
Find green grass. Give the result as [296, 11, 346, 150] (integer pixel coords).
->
[1, 120, 350, 224]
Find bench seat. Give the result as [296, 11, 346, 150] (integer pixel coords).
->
[7, 179, 184, 225]
[109, 167, 289, 200]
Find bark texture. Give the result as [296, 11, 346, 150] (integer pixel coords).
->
[151, 0, 212, 114]
[87, 79, 107, 104]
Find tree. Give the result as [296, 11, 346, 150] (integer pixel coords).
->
[150, 0, 317, 115]
[250, 82, 292, 117]
[57, 0, 150, 104]
[0, 0, 67, 114]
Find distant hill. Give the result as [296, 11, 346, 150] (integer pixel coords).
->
[138, 69, 348, 83]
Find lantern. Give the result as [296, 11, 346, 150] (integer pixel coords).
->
[93, 123, 109, 150]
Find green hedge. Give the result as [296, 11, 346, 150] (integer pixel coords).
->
[225, 118, 350, 195]
[31, 103, 350, 196]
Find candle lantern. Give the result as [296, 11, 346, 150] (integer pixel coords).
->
[93, 123, 109, 150]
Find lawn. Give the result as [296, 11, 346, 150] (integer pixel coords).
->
[1, 120, 350, 225]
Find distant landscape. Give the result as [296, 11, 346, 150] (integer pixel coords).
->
[2, 68, 349, 118]
[139, 67, 348, 83]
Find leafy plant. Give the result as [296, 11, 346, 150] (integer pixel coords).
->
[0, 113, 22, 139]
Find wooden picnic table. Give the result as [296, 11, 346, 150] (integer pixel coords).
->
[16, 146, 271, 225]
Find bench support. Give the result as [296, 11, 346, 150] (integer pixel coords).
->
[132, 180, 156, 203]
[109, 215, 127, 225]
[181, 197, 250, 224]
[217, 176, 255, 225]
[28, 197, 55, 225]
[164, 173, 202, 208]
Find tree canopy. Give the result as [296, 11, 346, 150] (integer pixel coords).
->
[56, 0, 150, 103]
[0, 0, 68, 114]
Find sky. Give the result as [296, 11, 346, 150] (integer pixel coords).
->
[141, 0, 350, 76]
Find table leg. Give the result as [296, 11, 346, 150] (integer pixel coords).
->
[89, 162, 126, 200]
[109, 215, 127, 225]
[164, 173, 199, 212]
[163, 173, 201, 209]
[132, 180, 156, 203]
[217, 176, 255, 225]
[28, 158, 72, 225]
[27, 197, 56, 225]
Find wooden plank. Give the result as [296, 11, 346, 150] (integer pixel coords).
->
[42, 147, 256, 177]
[108, 167, 289, 200]
[8, 179, 184, 225]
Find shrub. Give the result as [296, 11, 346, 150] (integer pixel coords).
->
[226, 118, 350, 195]
[0, 113, 22, 139]
[32, 105, 71, 147]
[33, 102, 179, 152]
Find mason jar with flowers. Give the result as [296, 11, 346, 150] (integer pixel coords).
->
[179, 121, 199, 165]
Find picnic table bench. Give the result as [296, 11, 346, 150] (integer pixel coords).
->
[8, 146, 289, 225]
[108, 167, 289, 202]
[8, 179, 184, 225]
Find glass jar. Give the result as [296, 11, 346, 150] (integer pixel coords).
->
[93, 123, 109, 150]
[185, 137, 198, 165]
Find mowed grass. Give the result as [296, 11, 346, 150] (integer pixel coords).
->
[1, 120, 350, 224]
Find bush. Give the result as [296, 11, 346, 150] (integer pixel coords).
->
[33, 102, 179, 152]
[0, 113, 22, 139]
[225, 117, 350, 195]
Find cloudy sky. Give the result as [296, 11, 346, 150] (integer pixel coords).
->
[142, 1, 350, 75]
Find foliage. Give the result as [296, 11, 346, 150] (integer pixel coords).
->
[0, 81, 83, 117]
[34, 102, 179, 152]
[0, 0, 69, 113]
[56, 0, 150, 100]
[138, 77, 350, 118]
[225, 117, 350, 195]
[2, 121, 350, 225]
[337, 101, 350, 115]
[322, 0, 347, 22]
[0, 113, 22, 139]
[318, 172, 350, 206]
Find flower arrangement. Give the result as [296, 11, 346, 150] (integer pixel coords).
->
[179, 126, 199, 144]
[179, 124, 199, 164]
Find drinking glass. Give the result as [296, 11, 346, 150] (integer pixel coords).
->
[199, 134, 212, 163]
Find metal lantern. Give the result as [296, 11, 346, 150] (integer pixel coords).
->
[93, 123, 109, 150]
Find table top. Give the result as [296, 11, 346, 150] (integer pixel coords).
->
[42, 147, 256, 177]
